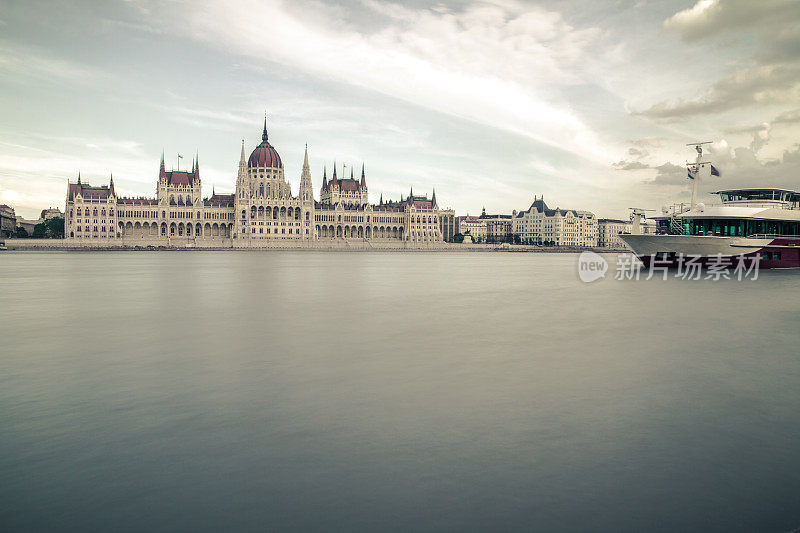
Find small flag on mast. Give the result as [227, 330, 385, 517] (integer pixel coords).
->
[710, 164, 721, 176]
[687, 165, 696, 180]
[178, 154, 183, 159]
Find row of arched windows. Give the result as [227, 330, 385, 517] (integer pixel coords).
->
[246, 206, 303, 220]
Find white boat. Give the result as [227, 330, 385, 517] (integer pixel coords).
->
[620, 143, 800, 269]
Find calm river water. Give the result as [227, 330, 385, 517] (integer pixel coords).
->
[1, 251, 799, 532]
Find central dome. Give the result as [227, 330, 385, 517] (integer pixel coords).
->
[248, 119, 282, 169]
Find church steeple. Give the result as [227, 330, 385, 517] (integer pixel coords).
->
[300, 143, 313, 204]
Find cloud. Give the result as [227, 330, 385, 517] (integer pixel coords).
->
[131, 0, 613, 162]
[649, 162, 688, 185]
[774, 108, 800, 124]
[638, 139, 800, 198]
[0, 43, 101, 84]
[639, 0, 800, 120]
[613, 160, 650, 170]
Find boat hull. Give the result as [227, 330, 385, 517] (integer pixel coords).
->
[619, 234, 800, 269]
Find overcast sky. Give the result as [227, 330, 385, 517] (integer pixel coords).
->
[1, 0, 798, 219]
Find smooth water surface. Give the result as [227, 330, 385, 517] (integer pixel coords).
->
[1, 251, 799, 532]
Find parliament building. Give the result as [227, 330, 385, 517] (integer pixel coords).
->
[65, 120, 443, 247]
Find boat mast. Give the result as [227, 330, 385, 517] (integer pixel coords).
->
[687, 141, 712, 208]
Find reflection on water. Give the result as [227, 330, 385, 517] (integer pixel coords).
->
[1, 251, 799, 532]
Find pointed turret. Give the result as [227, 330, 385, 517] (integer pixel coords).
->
[350, 166, 354, 179]
[77, 170, 81, 185]
[379, 193, 383, 205]
[360, 163, 366, 187]
[332, 161, 338, 184]
[300, 143, 313, 204]
[109, 172, 115, 195]
[322, 166, 328, 190]
[431, 188, 437, 207]
[159, 150, 165, 180]
[410, 186, 413, 198]
[262, 113, 269, 142]
[194, 153, 199, 179]
[239, 139, 246, 165]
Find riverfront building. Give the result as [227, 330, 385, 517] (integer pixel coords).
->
[512, 197, 597, 246]
[438, 209, 456, 242]
[598, 219, 630, 248]
[65, 120, 443, 246]
[479, 208, 513, 243]
[457, 216, 487, 242]
[0, 204, 15, 238]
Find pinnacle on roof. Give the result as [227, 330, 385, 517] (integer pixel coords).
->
[109, 172, 114, 190]
[431, 188, 436, 205]
[77, 170, 81, 185]
[360, 163, 366, 186]
[262, 113, 269, 142]
[303, 143, 309, 169]
[332, 161, 337, 180]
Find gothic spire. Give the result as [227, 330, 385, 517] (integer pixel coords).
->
[332, 161, 337, 181]
[77, 170, 81, 185]
[431, 188, 436, 206]
[379, 192, 383, 205]
[303, 144, 309, 170]
[262, 113, 269, 142]
[322, 165, 328, 190]
[350, 166, 354, 179]
[239, 139, 246, 164]
[360, 163, 366, 187]
[109, 172, 114, 191]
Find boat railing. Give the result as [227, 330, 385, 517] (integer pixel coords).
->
[746, 234, 800, 240]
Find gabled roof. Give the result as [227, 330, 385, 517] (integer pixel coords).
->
[68, 182, 113, 201]
[204, 193, 235, 207]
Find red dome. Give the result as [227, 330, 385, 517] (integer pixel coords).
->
[248, 120, 283, 169]
[248, 141, 282, 169]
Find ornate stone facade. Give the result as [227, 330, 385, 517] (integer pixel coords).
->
[65, 120, 443, 246]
